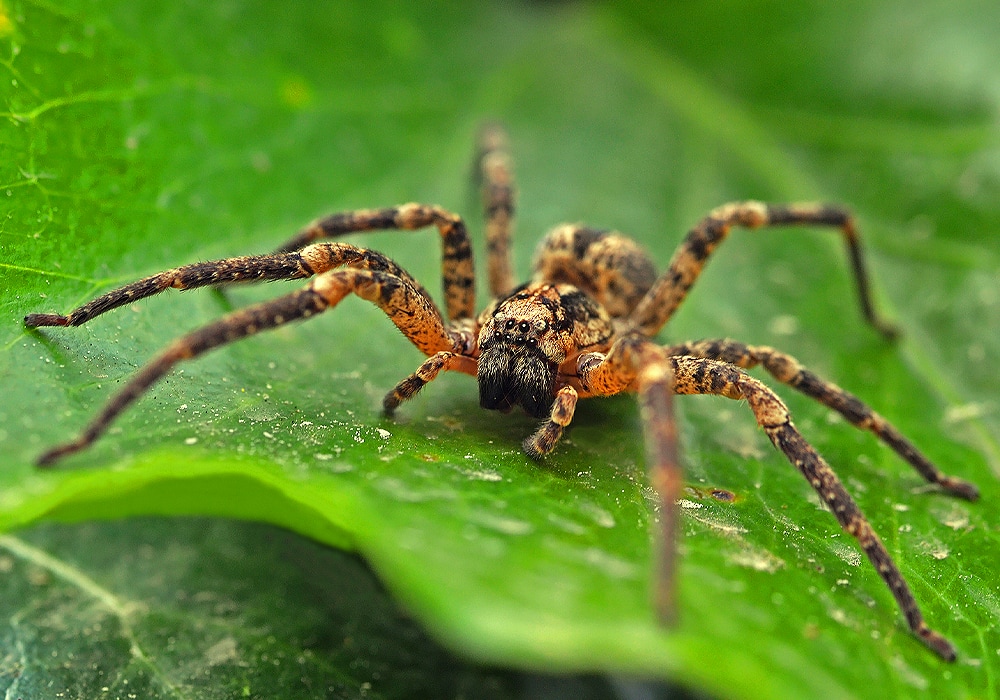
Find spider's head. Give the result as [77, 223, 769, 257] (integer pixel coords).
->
[476, 290, 567, 419]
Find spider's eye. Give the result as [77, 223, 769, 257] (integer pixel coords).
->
[526, 337, 537, 348]
[505, 319, 516, 330]
[518, 321, 530, 333]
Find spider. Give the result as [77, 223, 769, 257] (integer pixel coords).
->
[25, 124, 978, 661]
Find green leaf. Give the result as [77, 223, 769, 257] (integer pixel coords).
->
[0, 518, 521, 699]
[2, 1, 998, 698]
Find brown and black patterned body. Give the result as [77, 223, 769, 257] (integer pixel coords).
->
[532, 225, 657, 319]
[477, 282, 612, 418]
[25, 126, 980, 662]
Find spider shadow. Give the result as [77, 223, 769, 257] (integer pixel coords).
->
[533, 394, 646, 482]
[382, 375, 646, 483]
[22, 326, 79, 366]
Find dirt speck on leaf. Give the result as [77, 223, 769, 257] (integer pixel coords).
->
[205, 635, 239, 666]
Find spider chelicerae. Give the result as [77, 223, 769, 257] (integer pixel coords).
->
[25, 125, 978, 661]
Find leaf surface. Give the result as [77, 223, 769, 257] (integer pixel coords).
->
[2, 1, 998, 698]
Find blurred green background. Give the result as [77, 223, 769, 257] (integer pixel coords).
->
[1, 1, 998, 698]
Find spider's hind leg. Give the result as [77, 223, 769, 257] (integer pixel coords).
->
[665, 339, 978, 500]
[630, 202, 899, 338]
[474, 123, 517, 298]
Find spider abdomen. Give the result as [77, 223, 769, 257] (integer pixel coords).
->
[532, 225, 656, 318]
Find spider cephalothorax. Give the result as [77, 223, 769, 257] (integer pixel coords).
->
[478, 282, 612, 417]
[25, 124, 979, 661]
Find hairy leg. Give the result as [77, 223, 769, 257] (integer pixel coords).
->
[664, 339, 978, 500]
[274, 203, 476, 320]
[629, 202, 898, 338]
[667, 355, 956, 661]
[36, 268, 465, 467]
[522, 385, 579, 459]
[573, 334, 682, 622]
[382, 351, 478, 415]
[475, 123, 517, 298]
[24, 242, 438, 329]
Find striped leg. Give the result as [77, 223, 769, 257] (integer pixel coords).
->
[24, 241, 437, 329]
[668, 355, 956, 661]
[629, 202, 899, 339]
[274, 203, 476, 320]
[382, 351, 478, 415]
[35, 268, 464, 467]
[664, 339, 979, 500]
[575, 334, 682, 623]
[637, 359, 682, 623]
[522, 385, 579, 459]
[474, 123, 517, 298]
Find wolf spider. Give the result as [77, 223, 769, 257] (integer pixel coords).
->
[26, 125, 978, 661]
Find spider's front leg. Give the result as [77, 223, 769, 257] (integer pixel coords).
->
[35, 267, 466, 467]
[24, 250, 321, 328]
[522, 385, 580, 459]
[274, 204, 475, 321]
[25, 204, 476, 329]
[665, 355, 957, 661]
[382, 351, 478, 416]
[568, 333, 684, 622]
[566, 335, 958, 659]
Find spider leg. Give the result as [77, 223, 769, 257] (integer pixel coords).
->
[28, 204, 474, 328]
[36, 268, 464, 467]
[522, 385, 579, 459]
[274, 203, 475, 320]
[664, 339, 979, 500]
[24, 250, 318, 328]
[382, 351, 478, 415]
[574, 334, 682, 623]
[667, 355, 956, 661]
[629, 202, 899, 338]
[474, 123, 517, 298]
[24, 241, 438, 329]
